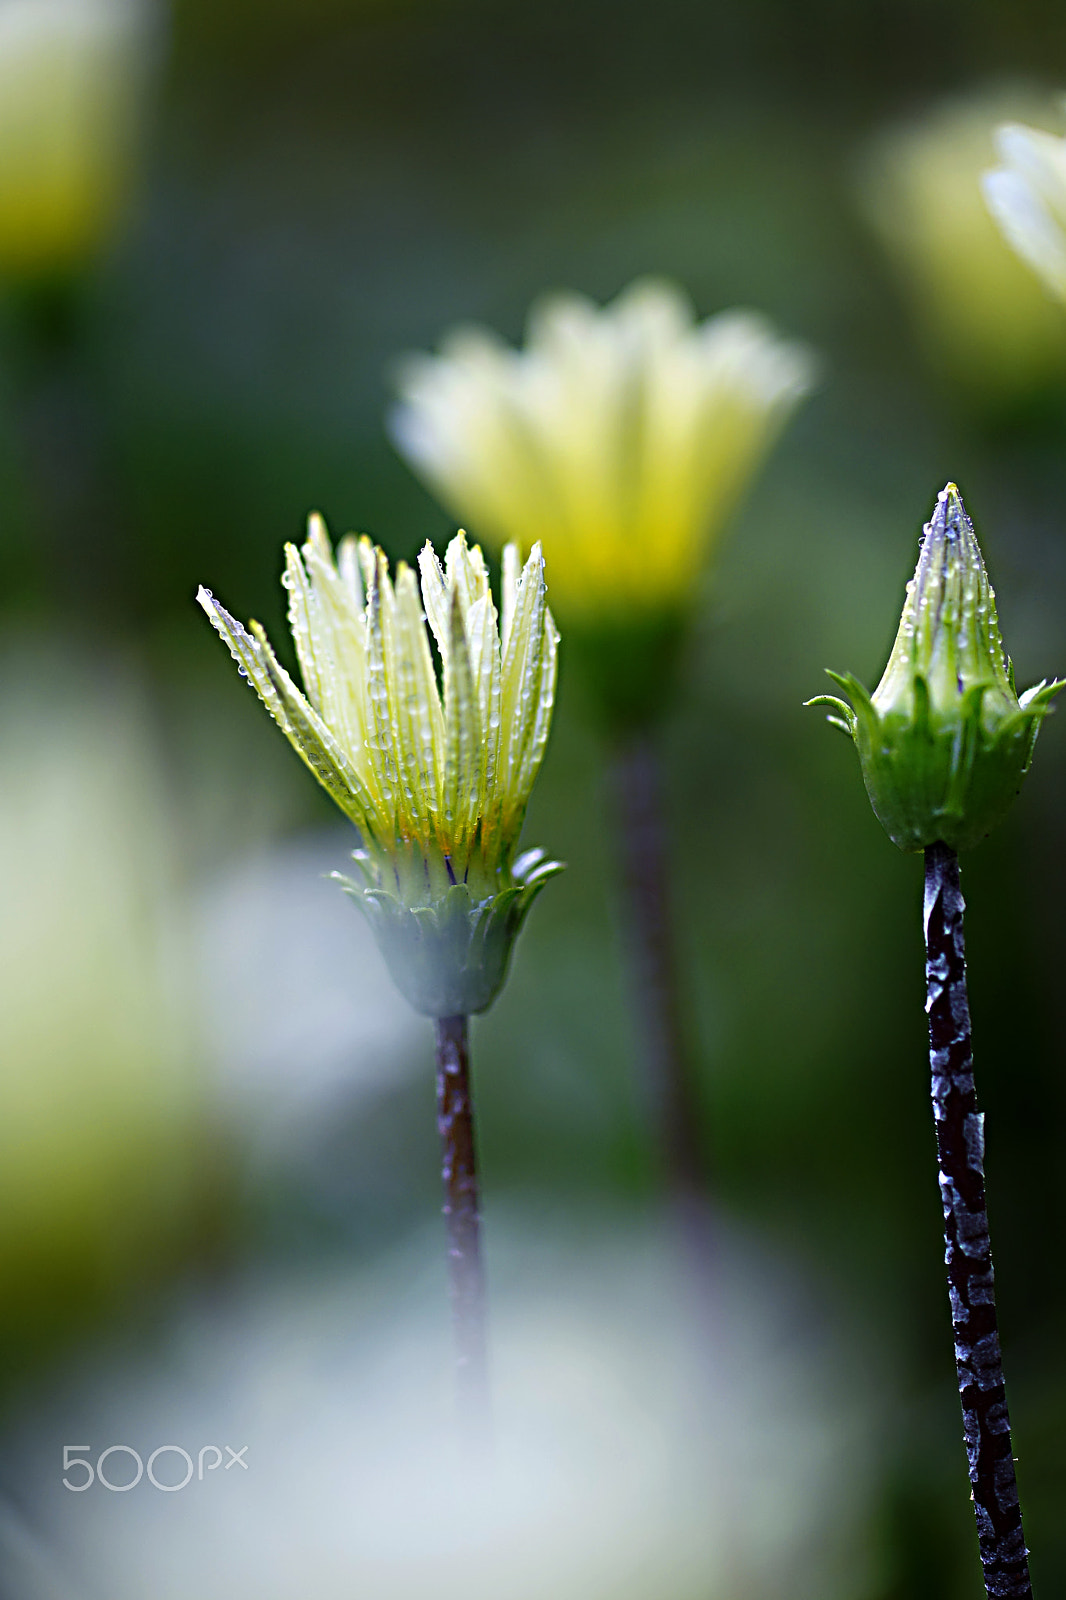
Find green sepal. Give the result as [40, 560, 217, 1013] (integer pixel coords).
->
[803, 692, 856, 738]
[824, 668, 874, 712]
[332, 848, 565, 1016]
[1015, 677, 1066, 771]
[815, 660, 1064, 853]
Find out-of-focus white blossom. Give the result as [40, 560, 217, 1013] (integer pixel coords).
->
[9, 1220, 878, 1600]
[983, 118, 1066, 303]
[858, 91, 1066, 396]
[197, 831, 424, 1159]
[0, 656, 203, 1320]
[0, 0, 156, 276]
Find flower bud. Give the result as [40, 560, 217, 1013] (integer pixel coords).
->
[808, 483, 1063, 852]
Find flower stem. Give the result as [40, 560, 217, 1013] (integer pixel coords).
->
[609, 731, 709, 1222]
[8, 282, 126, 622]
[434, 1013, 491, 1446]
[923, 841, 1032, 1598]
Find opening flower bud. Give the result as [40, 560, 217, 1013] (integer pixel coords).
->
[199, 520, 563, 1018]
[808, 483, 1063, 852]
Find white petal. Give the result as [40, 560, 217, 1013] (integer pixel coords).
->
[983, 164, 1066, 299]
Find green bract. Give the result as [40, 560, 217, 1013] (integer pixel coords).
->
[808, 483, 1063, 853]
[198, 518, 562, 1015]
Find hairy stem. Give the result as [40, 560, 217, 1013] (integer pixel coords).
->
[923, 842, 1032, 1598]
[434, 1013, 490, 1446]
[609, 731, 709, 1223]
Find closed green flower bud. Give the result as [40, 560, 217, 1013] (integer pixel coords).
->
[808, 482, 1063, 852]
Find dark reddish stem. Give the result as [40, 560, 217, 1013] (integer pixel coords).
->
[434, 1013, 491, 1448]
[923, 842, 1032, 1598]
[609, 731, 710, 1245]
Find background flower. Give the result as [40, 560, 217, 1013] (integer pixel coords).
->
[0, 0, 157, 279]
[983, 118, 1066, 305]
[0, 649, 207, 1354]
[856, 89, 1066, 405]
[5, 1217, 878, 1600]
[389, 279, 815, 631]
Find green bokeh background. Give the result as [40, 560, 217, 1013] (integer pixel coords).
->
[4, 0, 1066, 1594]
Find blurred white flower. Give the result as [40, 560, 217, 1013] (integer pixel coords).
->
[857, 89, 1066, 396]
[389, 278, 815, 627]
[196, 830, 424, 1150]
[0, 655, 204, 1321]
[983, 119, 1066, 303]
[0, 0, 157, 276]
[11, 1218, 878, 1600]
